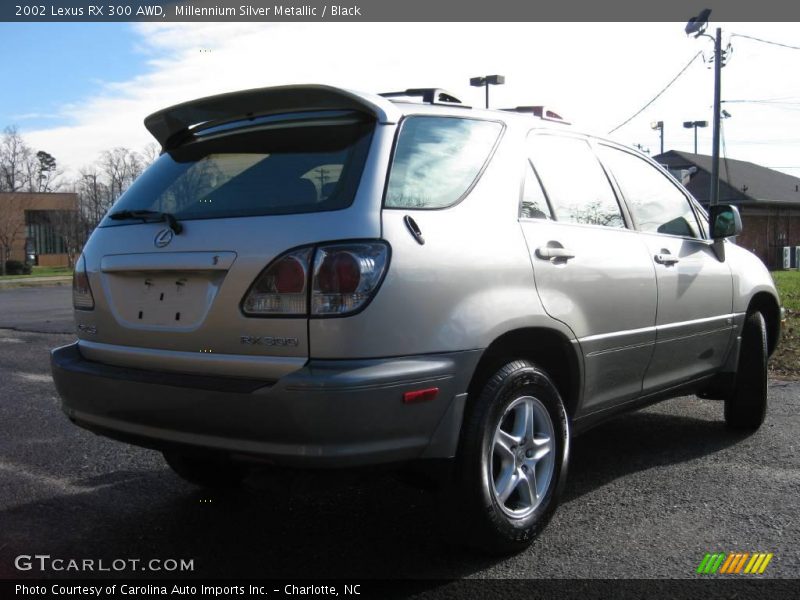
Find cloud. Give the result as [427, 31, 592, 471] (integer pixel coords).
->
[10, 112, 62, 121]
[19, 22, 800, 178]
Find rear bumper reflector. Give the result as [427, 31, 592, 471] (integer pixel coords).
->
[403, 387, 440, 404]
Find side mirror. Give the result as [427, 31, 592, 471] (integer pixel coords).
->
[710, 204, 742, 239]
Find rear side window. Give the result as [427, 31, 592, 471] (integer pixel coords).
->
[520, 162, 553, 220]
[599, 145, 702, 238]
[102, 113, 373, 223]
[528, 135, 625, 228]
[385, 116, 502, 209]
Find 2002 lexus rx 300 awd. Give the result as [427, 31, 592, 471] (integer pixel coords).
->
[52, 84, 782, 553]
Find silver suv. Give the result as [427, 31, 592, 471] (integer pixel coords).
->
[51, 85, 782, 553]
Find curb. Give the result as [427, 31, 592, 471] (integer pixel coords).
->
[0, 276, 72, 289]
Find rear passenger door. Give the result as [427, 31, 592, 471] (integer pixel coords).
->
[520, 133, 657, 414]
[597, 144, 734, 392]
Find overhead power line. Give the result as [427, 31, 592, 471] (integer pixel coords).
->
[730, 33, 800, 51]
[722, 100, 800, 113]
[724, 96, 800, 103]
[724, 101, 800, 106]
[607, 52, 702, 135]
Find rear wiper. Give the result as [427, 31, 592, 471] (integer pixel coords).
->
[107, 210, 183, 234]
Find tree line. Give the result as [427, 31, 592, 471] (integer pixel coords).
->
[0, 125, 158, 272]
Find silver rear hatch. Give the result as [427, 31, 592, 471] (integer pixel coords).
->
[76, 86, 398, 379]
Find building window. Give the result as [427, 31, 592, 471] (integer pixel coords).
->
[25, 210, 67, 255]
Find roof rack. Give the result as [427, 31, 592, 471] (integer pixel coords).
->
[503, 106, 570, 125]
[379, 88, 468, 107]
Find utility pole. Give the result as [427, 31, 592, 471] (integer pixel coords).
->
[651, 121, 664, 155]
[710, 27, 722, 208]
[686, 10, 724, 208]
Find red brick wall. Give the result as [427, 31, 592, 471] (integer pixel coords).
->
[0, 192, 78, 267]
[737, 208, 800, 269]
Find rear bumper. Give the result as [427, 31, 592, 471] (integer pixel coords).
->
[51, 343, 480, 468]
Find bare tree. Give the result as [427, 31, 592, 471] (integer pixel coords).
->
[0, 193, 26, 275]
[100, 147, 144, 202]
[76, 167, 112, 231]
[140, 142, 160, 167]
[45, 209, 84, 268]
[70, 145, 157, 239]
[0, 126, 33, 192]
[0, 127, 63, 193]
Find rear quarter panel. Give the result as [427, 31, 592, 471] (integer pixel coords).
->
[308, 124, 576, 359]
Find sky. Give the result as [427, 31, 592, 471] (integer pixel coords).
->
[1, 21, 799, 180]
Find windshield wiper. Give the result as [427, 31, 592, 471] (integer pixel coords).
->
[107, 210, 183, 234]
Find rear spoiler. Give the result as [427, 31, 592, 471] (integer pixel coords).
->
[144, 84, 401, 149]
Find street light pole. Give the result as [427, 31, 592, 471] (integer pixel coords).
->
[469, 75, 505, 109]
[683, 120, 708, 154]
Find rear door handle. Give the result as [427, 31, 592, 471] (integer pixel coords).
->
[536, 246, 576, 261]
[654, 253, 680, 265]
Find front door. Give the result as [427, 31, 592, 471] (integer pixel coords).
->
[597, 144, 734, 393]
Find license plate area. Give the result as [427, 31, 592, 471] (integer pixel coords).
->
[105, 272, 217, 329]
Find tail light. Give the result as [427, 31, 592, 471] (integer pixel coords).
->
[241, 242, 389, 317]
[73, 254, 95, 310]
[311, 243, 389, 316]
[242, 248, 312, 316]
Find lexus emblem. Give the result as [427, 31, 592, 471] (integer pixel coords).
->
[154, 228, 174, 248]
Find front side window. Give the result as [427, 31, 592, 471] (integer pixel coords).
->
[599, 145, 702, 239]
[102, 112, 373, 223]
[385, 116, 503, 209]
[528, 135, 625, 228]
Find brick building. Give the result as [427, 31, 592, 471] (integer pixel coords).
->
[0, 192, 80, 267]
[655, 151, 800, 269]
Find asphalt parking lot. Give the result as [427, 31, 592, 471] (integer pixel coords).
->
[0, 286, 798, 583]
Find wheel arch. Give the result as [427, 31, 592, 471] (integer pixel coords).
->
[748, 291, 781, 356]
[466, 327, 583, 420]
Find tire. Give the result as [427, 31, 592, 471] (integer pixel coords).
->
[163, 451, 246, 489]
[725, 311, 768, 430]
[445, 360, 570, 554]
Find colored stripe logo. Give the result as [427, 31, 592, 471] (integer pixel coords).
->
[697, 552, 773, 574]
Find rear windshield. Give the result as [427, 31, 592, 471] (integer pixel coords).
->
[102, 112, 373, 224]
